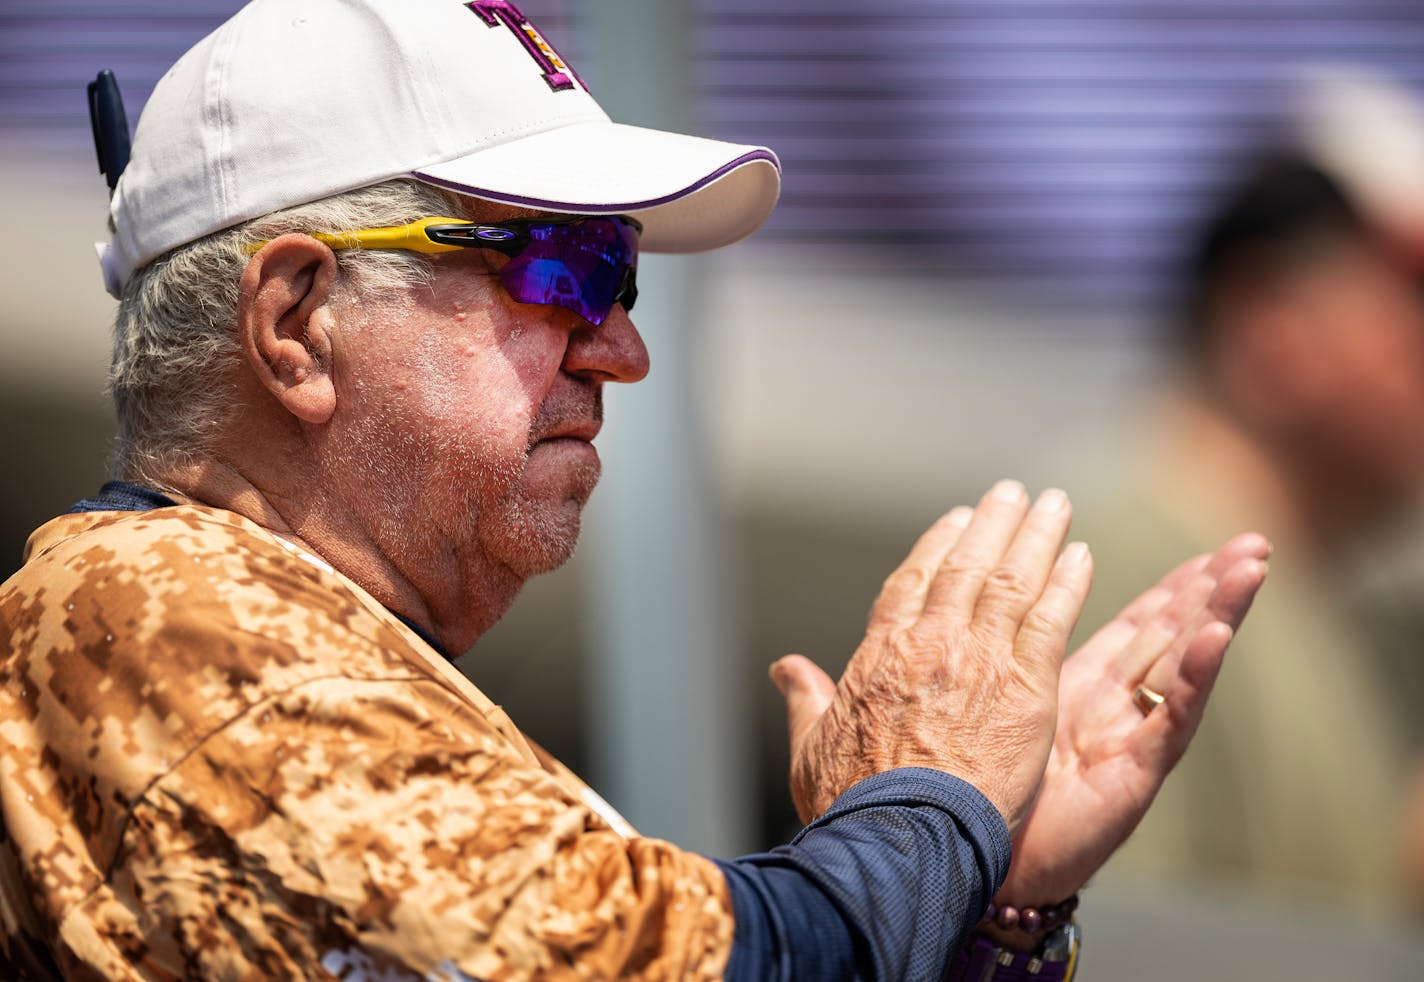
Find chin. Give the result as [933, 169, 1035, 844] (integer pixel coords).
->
[468, 449, 600, 576]
[520, 521, 583, 575]
[488, 497, 588, 579]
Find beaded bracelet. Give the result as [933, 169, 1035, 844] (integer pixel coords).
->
[978, 893, 1079, 934]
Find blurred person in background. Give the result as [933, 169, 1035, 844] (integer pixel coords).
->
[0, 1, 1272, 979]
[1072, 69, 1424, 910]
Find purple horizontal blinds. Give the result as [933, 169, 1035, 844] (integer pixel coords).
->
[0, 1, 241, 141]
[696, 1, 1424, 310]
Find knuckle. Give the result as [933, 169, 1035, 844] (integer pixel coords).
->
[879, 564, 930, 601]
[939, 554, 990, 583]
[1018, 606, 1072, 646]
[880, 628, 956, 685]
[983, 564, 1038, 604]
[886, 626, 943, 663]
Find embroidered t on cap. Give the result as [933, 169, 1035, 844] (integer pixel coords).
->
[468, 1, 583, 91]
[97, 0, 781, 297]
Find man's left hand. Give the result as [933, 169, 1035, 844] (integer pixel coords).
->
[994, 532, 1270, 911]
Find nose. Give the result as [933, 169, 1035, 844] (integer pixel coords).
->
[562, 304, 650, 384]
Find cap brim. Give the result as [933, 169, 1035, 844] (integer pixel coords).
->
[411, 121, 781, 254]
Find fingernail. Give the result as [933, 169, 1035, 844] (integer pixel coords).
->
[1035, 488, 1068, 513]
[1061, 541, 1091, 566]
[947, 506, 974, 527]
[992, 479, 1026, 502]
[769, 660, 789, 695]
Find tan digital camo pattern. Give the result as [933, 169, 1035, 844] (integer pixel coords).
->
[0, 505, 735, 980]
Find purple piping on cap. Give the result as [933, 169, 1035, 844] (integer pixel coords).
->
[410, 149, 780, 214]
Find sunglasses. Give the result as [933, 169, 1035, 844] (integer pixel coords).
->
[249, 215, 640, 326]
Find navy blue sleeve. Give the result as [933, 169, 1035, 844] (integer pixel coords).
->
[714, 767, 1011, 982]
[67, 481, 179, 514]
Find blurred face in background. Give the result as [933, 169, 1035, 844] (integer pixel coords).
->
[1289, 235, 1424, 495]
[1213, 229, 1424, 510]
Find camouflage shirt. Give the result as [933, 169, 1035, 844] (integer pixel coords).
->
[0, 501, 739, 980]
[1, 493, 1009, 981]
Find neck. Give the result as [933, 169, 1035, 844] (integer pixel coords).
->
[150, 451, 517, 656]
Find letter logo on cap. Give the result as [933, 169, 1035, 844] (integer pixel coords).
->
[467, 1, 582, 92]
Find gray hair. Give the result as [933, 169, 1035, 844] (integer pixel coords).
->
[109, 179, 466, 486]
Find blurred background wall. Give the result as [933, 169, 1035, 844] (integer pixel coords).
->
[5, 2, 1424, 976]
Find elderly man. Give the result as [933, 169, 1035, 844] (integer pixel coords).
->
[0, 2, 1267, 979]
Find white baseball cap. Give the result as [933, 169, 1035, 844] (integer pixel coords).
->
[98, 0, 781, 298]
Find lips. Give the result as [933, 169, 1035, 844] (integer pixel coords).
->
[528, 385, 604, 449]
[536, 419, 602, 443]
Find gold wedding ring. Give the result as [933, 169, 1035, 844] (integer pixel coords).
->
[1132, 684, 1166, 716]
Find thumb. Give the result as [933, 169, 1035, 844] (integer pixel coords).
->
[770, 654, 836, 757]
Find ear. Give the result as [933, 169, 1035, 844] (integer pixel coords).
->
[237, 235, 340, 425]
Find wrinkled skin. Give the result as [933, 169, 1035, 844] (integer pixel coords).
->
[773, 483, 1268, 940]
[774, 480, 1093, 835]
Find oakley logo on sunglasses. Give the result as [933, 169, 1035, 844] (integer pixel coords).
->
[466, 1, 582, 92]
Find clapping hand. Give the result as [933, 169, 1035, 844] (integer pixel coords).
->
[772, 480, 1092, 833]
[995, 532, 1269, 910]
[772, 483, 1268, 943]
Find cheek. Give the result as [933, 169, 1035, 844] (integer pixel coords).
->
[417, 354, 563, 510]
[1327, 320, 1424, 463]
[344, 284, 571, 466]
[1358, 312, 1424, 410]
[440, 344, 536, 440]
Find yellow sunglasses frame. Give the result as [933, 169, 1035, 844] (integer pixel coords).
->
[245, 216, 474, 255]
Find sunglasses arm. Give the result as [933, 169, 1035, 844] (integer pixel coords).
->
[244, 217, 470, 255]
[309, 217, 469, 254]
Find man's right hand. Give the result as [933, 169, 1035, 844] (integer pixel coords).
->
[771, 480, 1094, 833]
